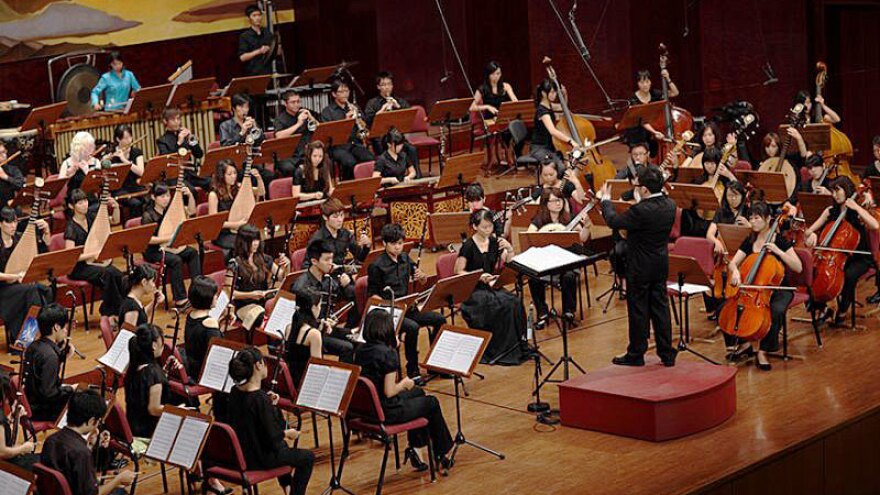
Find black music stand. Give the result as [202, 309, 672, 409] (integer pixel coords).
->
[221, 75, 273, 98]
[168, 212, 228, 273]
[427, 98, 472, 168]
[126, 84, 174, 115]
[166, 77, 216, 109]
[284, 65, 339, 90]
[96, 224, 154, 269]
[667, 254, 718, 365]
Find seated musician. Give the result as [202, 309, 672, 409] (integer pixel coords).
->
[123, 324, 173, 446]
[705, 181, 751, 328]
[803, 177, 879, 326]
[303, 198, 371, 270]
[615, 142, 651, 182]
[680, 123, 737, 169]
[373, 128, 417, 186]
[0, 206, 50, 345]
[119, 264, 162, 328]
[90, 51, 140, 112]
[0, 142, 25, 207]
[629, 69, 679, 154]
[761, 130, 808, 202]
[41, 390, 136, 495]
[290, 239, 356, 361]
[354, 309, 454, 474]
[109, 124, 146, 218]
[64, 188, 125, 320]
[230, 224, 290, 332]
[537, 158, 586, 205]
[679, 147, 738, 238]
[364, 71, 419, 171]
[725, 200, 802, 370]
[862, 136, 880, 305]
[464, 183, 509, 238]
[526, 188, 590, 321]
[796, 90, 841, 125]
[470, 61, 518, 165]
[209, 159, 264, 258]
[0, 373, 38, 471]
[320, 79, 375, 181]
[142, 182, 201, 309]
[22, 303, 74, 422]
[273, 90, 319, 177]
[367, 223, 446, 380]
[59, 131, 102, 193]
[219, 93, 274, 185]
[455, 210, 528, 365]
[801, 155, 832, 194]
[156, 107, 209, 192]
[531, 78, 580, 164]
[226, 347, 315, 495]
[184, 276, 223, 381]
[291, 141, 333, 201]
[285, 287, 326, 385]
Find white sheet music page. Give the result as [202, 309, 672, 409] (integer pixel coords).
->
[315, 367, 351, 414]
[264, 297, 297, 339]
[511, 245, 586, 273]
[199, 345, 236, 392]
[296, 364, 329, 410]
[426, 331, 484, 375]
[0, 470, 31, 495]
[167, 416, 210, 469]
[146, 412, 183, 462]
[97, 329, 136, 374]
[363, 305, 404, 332]
[209, 291, 230, 321]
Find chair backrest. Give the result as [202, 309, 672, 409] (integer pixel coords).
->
[290, 248, 307, 271]
[508, 119, 529, 146]
[49, 232, 66, 251]
[103, 401, 135, 444]
[788, 247, 814, 288]
[207, 270, 226, 290]
[436, 252, 457, 279]
[470, 111, 483, 132]
[669, 207, 683, 241]
[348, 376, 385, 423]
[269, 177, 293, 200]
[353, 161, 375, 179]
[870, 230, 880, 259]
[800, 165, 811, 184]
[261, 356, 298, 402]
[355, 275, 369, 314]
[734, 160, 752, 171]
[99, 316, 115, 349]
[410, 105, 430, 133]
[671, 236, 715, 276]
[124, 217, 143, 229]
[197, 202, 209, 217]
[34, 463, 73, 495]
[202, 422, 249, 471]
[159, 341, 193, 384]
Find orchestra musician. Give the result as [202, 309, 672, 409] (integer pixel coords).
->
[680, 123, 737, 169]
[230, 224, 291, 332]
[469, 61, 518, 166]
[0, 372, 38, 470]
[59, 131, 101, 194]
[90, 51, 140, 112]
[123, 324, 172, 443]
[320, 79, 375, 181]
[531, 78, 578, 164]
[0, 142, 25, 207]
[41, 390, 137, 495]
[761, 129, 808, 196]
[303, 198, 371, 270]
[367, 223, 446, 380]
[272, 90, 319, 177]
[464, 183, 509, 238]
[801, 155, 832, 194]
[184, 276, 223, 382]
[353, 308, 454, 474]
[156, 107, 209, 192]
[119, 264, 162, 328]
[705, 180, 752, 326]
[142, 182, 201, 308]
[724, 201, 802, 370]
[219, 93, 275, 186]
[803, 177, 878, 326]
[109, 124, 146, 218]
[0, 206, 50, 345]
[364, 71, 420, 173]
[22, 303, 75, 422]
[373, 128, 417, 186]
[291, 141, 333, 201]
[285, 287, 327, 386]
[861, 136, 880, 305]
[455, 209, 528, 365]
[629, 69, 679, 152]
[226, 347, 315, 495]
[238, 5, 273, 76]
[615, 142, 651, 181]
[209, 159, 264, 258]
[536, 158, 586, 205]
[599, 166, 678, 367]
[526, 187, 590, 320]
[796, 90, 841, 125]
[678, 147, 738, 238]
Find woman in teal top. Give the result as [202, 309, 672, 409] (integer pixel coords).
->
[90, 51, 141, 111]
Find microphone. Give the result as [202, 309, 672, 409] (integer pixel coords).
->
[440, 71, 453, 84]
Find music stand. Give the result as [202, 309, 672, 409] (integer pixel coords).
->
[519, 231, 582, 250]
[667, 254, 718, 364]
[429, 211, 470, 247]
[427, 98, 473, 165]
[369, 107, 417, 138]
[0, 459, 34, 495]
[617, 101, 665, 130]
[312, 119, 356, 148]
[256, 135, 303, 167]
[285, 65, 339, 89]
[95, 224, 154, 268]
[20, 102, 67, 133]
[125, 84, 174, 115]
[437, 152, 483, 208]
[141, 155, 179, 186]
[80, 165, 128, 195]
[602, 179, 634, 201]
[495, 100, 536, 128]
[166, 77, 216, 109]
[780, 123, 831, 152]
[511, 204, 540, 230]
[671, 167, 705, 184]
[22, 247, 83, 293]
[667, 183, 720, 212]
[716, 224, 751, 257]
[221, 75, 272, 98]
[421, 325, 502, 464]
[168, 212, 228, 272]
[330, 176, 381, 219]
[200, 144, 242, 178]
[797, 192, 834, 226]
[419, 270, 482, 326]
[248, 197, 299, 240]
[11, 176, 67, 210]
[735, 170, 790, 203]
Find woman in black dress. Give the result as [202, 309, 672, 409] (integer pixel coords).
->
[629, 69, 680, 157]
[231, 224, 290, 332]
[285, 287, 325, 386]
[123, 324, 170, 441]
[469, 61, 518, 165]
[64, 188, 125, 320]
[454, 209, 528, 365]
[530, 78, 582, 165]
[109, 124, 146, 218]
[373, 128, 417, 186]
[354, 309, 454, 473]
[119, 264, 162, 329]
[0, 207, 50, 345]
[184, 275, 223, 381]
[0, 372, 39, 471]
[209, 159, 263, 258]
[227, 347, 314, 495]
[291, 141, 333, 201]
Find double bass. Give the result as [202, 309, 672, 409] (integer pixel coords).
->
[811, 182, 868, 303]
[814, 62, 857, 184]
[650, 44, 694, 160]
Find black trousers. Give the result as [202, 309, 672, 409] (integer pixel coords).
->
[144, 247, 202, 302]
[839, 255, 873, 315]
[329, 143, 374, 180]
[0, 282, 48, 346]
[625, 278, 676, 361]
[267, 448, 315, 495]
[323, 327, 355, 363]
[400, 310, 446, 377]
[383, 388, 453, 458]
[69, 262, 124, 317]
[528, 271, 578, 316]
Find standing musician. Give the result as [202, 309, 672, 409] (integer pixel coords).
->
[220, 93, 274, 186]
[209, 159, 264, 259]
[801, 155, 832, 194]
[238, 5, 274, 76]
[156, 107, 209, 192]
[373, 128, 417, 186]
[119, 264, 162, 329]
[803, 177, 878, 326]
[367, 224, 446, 380]
[526, 188, 591, 320]
[599, 166, 678, 367]
[536, 158, 586, 205]
[531, 78, 579, 164]
[226, 347, 315, 495]
[291, 141, 333, 201]
[272, 90, 319, 177]
[184, 276, 223, 382]
[0, 206, 50, 345]
[142, 182, 201, 309]
[59, 131, 102, 193]
[41, 390, 137, 495]
[469, 61, 518, 165]
[455, 209, 528, 365]
[320, 79, 375, 180]
[285, 287, 327, 386]
[90, 51, 140, 112]
[290, 239, 356, 360]
[230, 224, 291, 332]
[0, 142, 25, 207]
[0, 373, 39, 470]
[303, 198, 371, 270]
[363, 71, 420, 172]
[705, 181, 752, 328]
[629, 69, 680, 152]
[724, 201, 802, 370]
[464, 183, 509, 238]
[22, 303, 75, 422]
[64, 188, 125, 320]
[109, 124, 146, 218]
[795, 90, 841, 125]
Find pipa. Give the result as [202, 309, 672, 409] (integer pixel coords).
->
[157, 148, 190, 254]
[227, 128, 262, 225]
[4, 177, 46, 275]
[83, 162, 113, 259]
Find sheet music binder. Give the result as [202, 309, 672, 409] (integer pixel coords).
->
[146, 405, 214, 471]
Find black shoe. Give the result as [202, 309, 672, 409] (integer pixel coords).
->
[707, 312, 718, 322]
[831, 311, 847, 327]
[403, 447, 428, 472]
[611, 354, 645, 367]
[206, 486, 233, 495]
[868, 291, 880, 305]
[435, 455, 454, 476]
[755, 353, 772, 371]
[662, 357, 676, 367]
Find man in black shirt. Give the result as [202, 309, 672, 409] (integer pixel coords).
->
[238, 5, 273, 76]
[0, 142, 24, 207]
[600, 166, 677, 367]
[156, 107, 209, 191]
[220, 93, 275, 185]
[23, 303, 74, 421]
[320, 79, 375, 180]
[272, 90, 318, 177]
[363, 71, 419, 174]
[367, 224, 445, 379]
[303, 198, 371, 269]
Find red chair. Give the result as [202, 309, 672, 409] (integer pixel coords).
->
[50, 232, 94, 331]
[354, 161, 376, 179]
[469, 110, 487, 153]
[269, 177, 293, 199]
[202, 422, 295, 494]
[33, 463, 73, 495]
[103, 401, 151, 494]
[346, 377, 436, 494]
[290, 248, 307, 271]
[100, 316, 115, 349]
[734, 160, 752, 171]
[669, 207, 683, 243]
[435, 252, 457, 279]
[355, 274, 369, 315]
[197, 202, 210, 217]
[161, 342, 213, 401]
[407, 105, 440, 173]
[782, 248, 822, 354]
[9, 375, 54, 441]
[667, 236, 715, 326]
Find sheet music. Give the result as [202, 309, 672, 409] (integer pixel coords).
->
[264, 297, 297, 339]
[55, 407, 68, 430]
[199, 346, 237, 392]
[167, 416, 210, 469]
[317, 367, 350, 413]
[426, 331, 484, 375]
[208, 291, 230, 321]
[146, 412, 183, 461]
[296, 364, 351, 414]
[0, 470, 31, 495]
[511, 245, 586, 273]
[97, 329, 136, 374]
[363, 305, 404, 333]
[666, 282, 711, 295]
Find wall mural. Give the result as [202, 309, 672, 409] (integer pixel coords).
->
[0, 0, 294, 63]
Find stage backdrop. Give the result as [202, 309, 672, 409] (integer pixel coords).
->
[0, 0, 294, 63]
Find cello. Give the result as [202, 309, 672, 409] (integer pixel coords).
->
[649, 44, 694, 160]
[814, 62, 857, 184]
[810, 182, 868, 303]
[718, 208, 791, 341]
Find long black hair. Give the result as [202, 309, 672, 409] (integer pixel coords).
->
[234, 224, 269, 285]
[362, 308, 397, 347]
[123, 263, 156, 294]
[479, 61, 505, 95]
[228, 346, 263, 385]
[124, 324, 163, 388]
[289, 287, 321, 345]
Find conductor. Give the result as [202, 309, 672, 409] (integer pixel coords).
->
[599, 166, 677, 367]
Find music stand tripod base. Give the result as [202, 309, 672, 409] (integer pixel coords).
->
[448, 375, 505, 464]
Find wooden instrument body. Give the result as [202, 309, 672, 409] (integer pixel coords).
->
[814, 61, 857, 183]
[758, 157, 798, 198]
[5, 180, 43, 275]
[812, 219, 860, 303]
[84, 175, 111, 259]
[229, 143, 258, 225]
[718, 250, 784, 341]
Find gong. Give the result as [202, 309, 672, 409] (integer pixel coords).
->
[56, 63, 100, 116]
